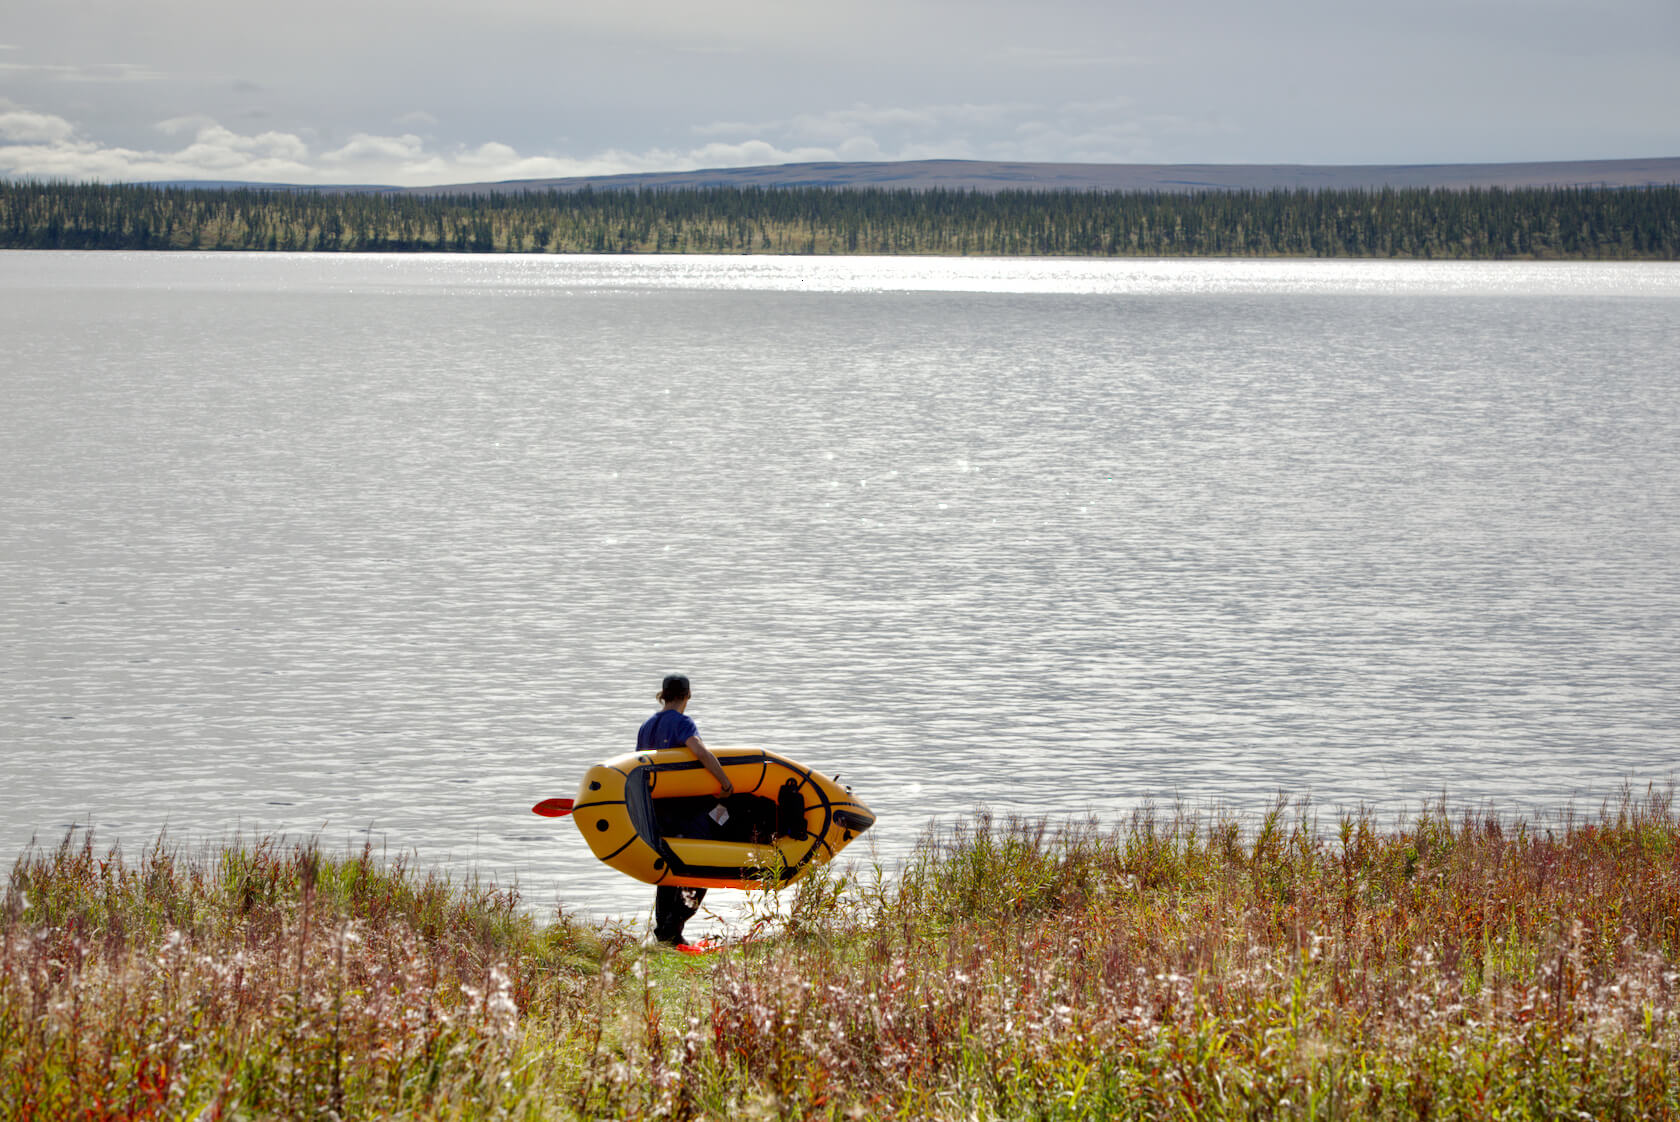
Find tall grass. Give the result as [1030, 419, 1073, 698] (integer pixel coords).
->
[0, 832, 606, 1119]
[5, 790, 1678, 1119]
[705, 792, 1680, 1119]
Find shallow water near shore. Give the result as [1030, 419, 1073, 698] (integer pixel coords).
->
[4, 252, 1678, 929]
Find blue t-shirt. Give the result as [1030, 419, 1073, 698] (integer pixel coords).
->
[638, 709, 697, 752]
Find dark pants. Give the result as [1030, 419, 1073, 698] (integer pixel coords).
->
[653, 885, 706, 945]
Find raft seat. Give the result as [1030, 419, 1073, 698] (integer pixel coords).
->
[655, 793, 780, 844]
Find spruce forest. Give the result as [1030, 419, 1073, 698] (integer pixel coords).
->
[2, 179, 1677, 258]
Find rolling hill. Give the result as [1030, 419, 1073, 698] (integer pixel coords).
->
[405, 156, 1680, 195]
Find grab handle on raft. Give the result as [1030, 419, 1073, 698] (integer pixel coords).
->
[777, 778, 809, 841]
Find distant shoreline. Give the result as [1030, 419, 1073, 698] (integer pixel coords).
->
[5, 179, 1676, 259]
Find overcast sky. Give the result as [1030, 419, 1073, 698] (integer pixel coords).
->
[2, 0, 1676, 186]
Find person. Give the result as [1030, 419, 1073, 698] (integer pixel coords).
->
[638, 674, 733, 946]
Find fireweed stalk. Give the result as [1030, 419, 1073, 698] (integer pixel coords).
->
[4, 789, 1678, 1120]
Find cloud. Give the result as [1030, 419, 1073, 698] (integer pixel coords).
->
[1000, 46, 1149, 68]
[156, 114, 219, 136]
[324, 132, 428, 163]
[681, 99, 1207, 166]
[180, 124, 312, 167]
[0, 96, 1231, 187]
[699, 102, 1029, 146]
[1059, 95, 1140, 116]
[684, 101, 1038, 163]
[0, 60, 164, 82]
[1, 114, 316, 183]
[0, 104, 867, 185]
[0, 109, 77, 143]
[394, 110, 438, 128]
[689, 120, 764, 138]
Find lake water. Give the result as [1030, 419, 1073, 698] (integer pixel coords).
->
[4, 251, 1678, 931]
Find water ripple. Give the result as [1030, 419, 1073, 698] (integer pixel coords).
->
[3, 253, 1678, 925]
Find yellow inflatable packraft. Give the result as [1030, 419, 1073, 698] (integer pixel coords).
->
[572, 747, 876, 889]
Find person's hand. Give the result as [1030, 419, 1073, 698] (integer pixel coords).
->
[720, 779, 735, 797]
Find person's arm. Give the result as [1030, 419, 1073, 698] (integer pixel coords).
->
[684, 735, 734, 797]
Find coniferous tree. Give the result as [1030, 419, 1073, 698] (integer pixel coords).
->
[1, 179, 1676, 259]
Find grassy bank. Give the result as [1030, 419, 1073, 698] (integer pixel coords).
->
[4, 792, 1678, 1119]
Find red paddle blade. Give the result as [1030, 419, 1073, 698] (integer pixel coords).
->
[532, 798, 575, 817]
